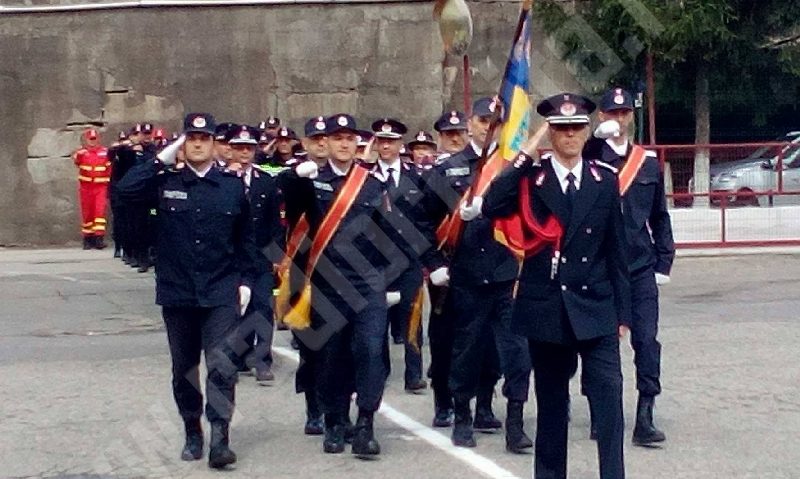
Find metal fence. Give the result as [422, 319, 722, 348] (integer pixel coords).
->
[655, 140, 800, 248]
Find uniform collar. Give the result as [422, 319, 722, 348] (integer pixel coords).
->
[551, 156, 583, 192]
[328, 159, 352, 177]
[605, 138, 628, 156]
[185, 161, 213, 178]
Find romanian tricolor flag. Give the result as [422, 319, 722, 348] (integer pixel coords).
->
[473, 0, 533, 196]
[497, 5, 532, 161]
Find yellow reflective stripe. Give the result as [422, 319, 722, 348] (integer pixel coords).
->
[92, 224, 106, 231]
[79, 165, 93, 171]
[82, 221, 93, 227]
[93, 166, 108, 172]
[94, 218, 107, 224]
[94, 177, 110, 183]
[78, 175, 92, 182]
[81, 228, 93, 234]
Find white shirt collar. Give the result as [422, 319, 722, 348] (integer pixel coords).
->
[242, 165, 253, 187]
[186, 162, 213, 178]
[378, 158, 401, 182]
[470, 140, 496, 157]
[606, 138, 628, 157]
[328, 159, 351, 177]
[551, 157, 583, 193]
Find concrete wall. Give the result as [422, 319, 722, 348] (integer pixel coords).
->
[0, 0, 583, 245]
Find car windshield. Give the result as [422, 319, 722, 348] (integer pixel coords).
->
[766, 133, 800, 165]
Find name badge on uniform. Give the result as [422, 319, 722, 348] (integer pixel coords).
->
[163, 190, 188, 200]
[446, 167, 470, 177]
[313, 181, 334, 192]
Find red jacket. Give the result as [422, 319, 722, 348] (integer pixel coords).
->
[74, 146, 111, 183]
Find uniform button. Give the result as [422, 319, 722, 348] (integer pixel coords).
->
[196, 208, 201, 213]
[170, 207, 175, 211]
[585, 228, 592, 234]
[195, 239, 200, 244]
[581, 257, 588, 263]
[561, 285, 567, 291]
[399, 213, 404, 218]
[480, 247, 485, 252]
[561, 256, 567, 264]
[581, 285, 588, 291]
[397, 229, 403, 234]
[483, 279, 489, 285]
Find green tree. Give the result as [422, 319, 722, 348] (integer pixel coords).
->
[534, 0, 800, 202]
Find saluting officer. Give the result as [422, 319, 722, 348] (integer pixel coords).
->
[370, 117, 438, 393]
[117, 113, 261, 470]
[482, 93, 631, 479]
[227, 124, 285, 384]
[407, 130, 438, 166]
[423, 97, 532, 452]
[283, 114, 394, 457]
[583, 87, 675, 446]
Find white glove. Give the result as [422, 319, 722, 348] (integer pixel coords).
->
[157, 134, 185, 166]
[386, 291, 401, 307]
[594, 120, 621, 139]
[429, 267, 450, 287]
[655, 273, 670, 286]
[295, 161, 319, 179]
[238, 285, 252, 316]
[459, 196, 483, 222]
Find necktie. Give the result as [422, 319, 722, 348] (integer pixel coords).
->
[387, 167, 397, 189]
[565, 172, 577, 216]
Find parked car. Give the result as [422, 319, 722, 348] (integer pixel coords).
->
[689, 131, 800, 206]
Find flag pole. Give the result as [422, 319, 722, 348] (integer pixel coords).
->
[465, 0, 533, 206]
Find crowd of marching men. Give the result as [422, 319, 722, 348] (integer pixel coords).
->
[72, 88, 673, 478]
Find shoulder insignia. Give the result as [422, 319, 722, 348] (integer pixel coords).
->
[592, 160, 618, 174]
[590, 165, 603, 182]
[535, 171, 546, 187]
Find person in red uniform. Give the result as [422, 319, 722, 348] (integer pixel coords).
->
[73, 128, 111, 249]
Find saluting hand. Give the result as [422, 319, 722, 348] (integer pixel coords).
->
[618, 324, 629, 339]
[520, 123, 549, 157]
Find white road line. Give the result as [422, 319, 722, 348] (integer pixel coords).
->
[272, 346, 523, 479]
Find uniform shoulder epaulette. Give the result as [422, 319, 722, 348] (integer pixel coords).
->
[435, 153, 452, 165]
[221, 168, 243, 177]
[591, 160, 619, 174]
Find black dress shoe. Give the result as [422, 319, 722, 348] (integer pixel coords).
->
[323, 424, 345, 453]
[473, 408, 502, 432]
[405, 379, 428, 394]
[343, 416, 355, 444]
[94, 236, 107, 250]
[208, 422, 236, 469]
[304, 416, 324, 435]
[392, 336, 404, 345]
[290, 337, 300, 350]
[113, 247, 122, 258]
[180, 420, 203, 461]
[351, 411, 380, 457]
[432, 407, 454, 428]
[452, 401, 476, 447]
[505, 401, 533, 454]
[632, 395, 666, 446]
[255, 367, 274, 384]
[82, 238, 92, 250]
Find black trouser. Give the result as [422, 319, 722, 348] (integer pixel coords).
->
[162, 305, 239, 423]
[448, 281, 531, 404]
[428, 284, 500, 410]
[314, 290, 388, 415]
[387, 266, 424, 385]
[236, 272, 274, 370]
[580, 268, 661, 399]
[530, 333, 624, 479]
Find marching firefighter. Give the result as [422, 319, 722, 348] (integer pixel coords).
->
[73, 128, 111, 249]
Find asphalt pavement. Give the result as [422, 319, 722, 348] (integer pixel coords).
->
[1, 247, 799, 479]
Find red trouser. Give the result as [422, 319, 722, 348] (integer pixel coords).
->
[79, 182, 108, 237]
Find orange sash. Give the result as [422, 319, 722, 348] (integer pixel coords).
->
[274, 214, 309, 320]
[283, 166, 371, 330]
[618, 145, 647, 196]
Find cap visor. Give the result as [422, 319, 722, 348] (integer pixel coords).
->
[373, 132, 402, 140]
[547, 116, 590, 125]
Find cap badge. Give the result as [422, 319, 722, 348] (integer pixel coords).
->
[449, 115, 460, 125]
[614, 94, 625, 105]
[315, 121, 326, 131]
[416, 133, 426, 141]
[337, 116, 348, 127]
[280, 128, 288, 136]
[381, 123, 393, 133]
[240, 130, 250, 139]
[560, 102, 577, 116]
[488, 101, 497, 113]
[192, 117, 207, 128]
